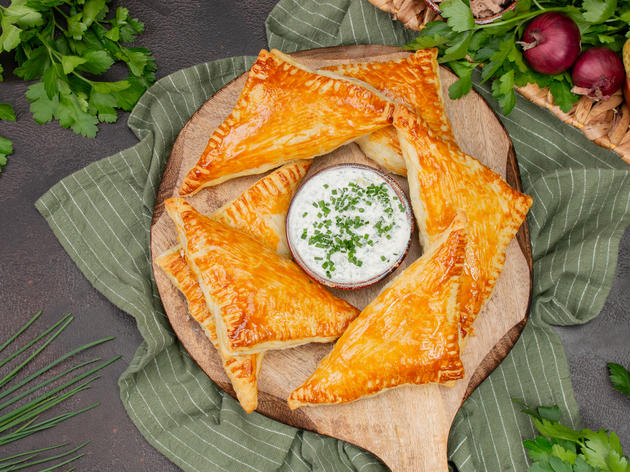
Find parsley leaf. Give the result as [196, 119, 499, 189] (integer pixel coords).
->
[0, 137, 13, 156]
[0, 99, 16, 172]
[0, 23, 22, 52]
[549, 78, 580, 113]
[61, 55, 87, 74]
[26, 81, 58, 123]
[0, 103, 17, 122]
[481, 35, 513, 83]
[439, 30, 473, 63]
[440, 0, 475, 32]
[582, 0, 618, 23]
[13, 45, 48, 79]
[448, 60, 477, 99]
[492, 69, 516, 114]
[0, 136, 14, 173]
[77, 49, 114, 75]
[404, 21, 455, 49]
[608, 362, 630, 398]
[3, 3, 43, 28]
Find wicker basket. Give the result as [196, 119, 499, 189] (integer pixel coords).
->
[369, 0, 630, 164]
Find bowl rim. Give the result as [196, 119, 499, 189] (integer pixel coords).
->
[425, 0, 518, 25]
[285, 163, 414, 290]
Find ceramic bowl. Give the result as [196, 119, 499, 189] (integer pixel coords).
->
[286, 164, 414, 290]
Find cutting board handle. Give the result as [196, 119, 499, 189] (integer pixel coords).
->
[370, 385, 451, 471]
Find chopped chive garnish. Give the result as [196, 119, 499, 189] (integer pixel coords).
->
[296, 175, 406, 277]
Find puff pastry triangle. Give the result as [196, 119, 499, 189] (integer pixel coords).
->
[164, 198, 360, 355]
[393, 105, 532, 335]
[212, 160, 311, 257]
[156, 162, 311, 412]
[156, 247, 262, 413]
[180, 49, 395, 195]
[288, 213, 467, 409]
[323, 49, 455, 176]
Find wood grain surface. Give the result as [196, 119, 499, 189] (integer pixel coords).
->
[150, 45, 533, 472]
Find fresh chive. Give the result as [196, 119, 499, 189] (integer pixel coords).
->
[35, 452, 85, 472]
[0, 311, 119, 470]
[1, 442, 88, 471]
[0, 442, 68, 466]
[0, 335, 114, 403]
[0, 313, 71, 371]
[0, 356, 119, 413]
[0, 312, 42, 355]
[0, 402, 99, 446]
[0, 316, 74, 390]
[0, 379, 96, 432]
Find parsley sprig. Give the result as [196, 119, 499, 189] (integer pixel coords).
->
[517, 401, 630, 472]
[0, 0, 156, 170]
[405, 0, 630, 114]
[515, 363, 630, 472]
[0, 99, 16, 173]
[608, 362, 630, 399]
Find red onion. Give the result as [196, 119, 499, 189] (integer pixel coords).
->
[572, 47, 626, 99]
[520, 12, 581, 75]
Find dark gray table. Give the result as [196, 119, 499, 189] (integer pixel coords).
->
[0, 1, 628, 470]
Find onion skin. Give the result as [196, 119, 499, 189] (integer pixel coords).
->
[621, 39, 630, 103]
[521, 12, 581, 75]
[572, 48, 626, 99]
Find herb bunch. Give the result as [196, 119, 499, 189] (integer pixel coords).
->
[0, 310, 119, 470]
[0, 0, 156, 172]
[517, 362, 630, 472]
[405, 0, 630, 115]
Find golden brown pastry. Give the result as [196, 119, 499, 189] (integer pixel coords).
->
[157, 162, 311, 412]
[179, 49, 395, 195]
[287, 213, 467, 409]
[212, 160, 311, 257]
[164, 198, 360, 355]
[156, 247, 262, 413]
[323, 49, 454, 176]
[394, 106, 532, 335]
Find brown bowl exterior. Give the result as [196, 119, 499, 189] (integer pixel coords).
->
[286, 163, 414, 290]
[425, 0, 518, 24]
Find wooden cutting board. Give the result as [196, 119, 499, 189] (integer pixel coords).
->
[150, 45, 533, 472]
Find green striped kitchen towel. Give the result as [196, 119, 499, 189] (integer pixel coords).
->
[35, 0, 630, 470]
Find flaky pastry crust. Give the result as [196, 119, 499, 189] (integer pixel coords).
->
[323, 49, 454, 176]
[179, 49, 394, 195]
[212, 160, 311, 257]
[394, 106, 532, 335]
[164, 198, 360, 355]
[288, 213, 467, 408]
[156, 247, 262, 413]
[157, 162, 311, 412]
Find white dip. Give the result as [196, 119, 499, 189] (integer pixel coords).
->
[287, 165, 412, 285]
